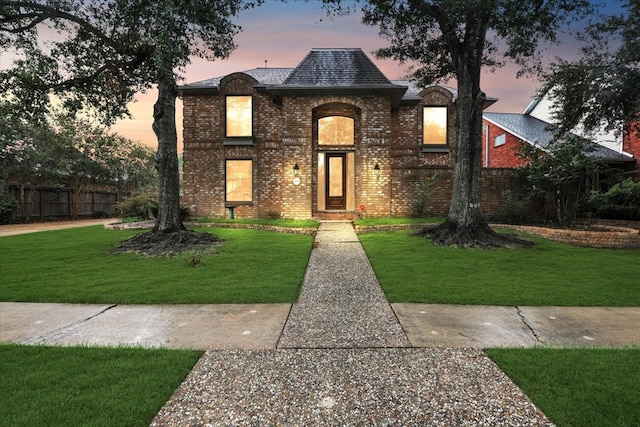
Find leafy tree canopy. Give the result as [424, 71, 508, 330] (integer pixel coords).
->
[0, 0, 244, 123]
[358, 0, 591, 86]
[544, 0, 640, 135]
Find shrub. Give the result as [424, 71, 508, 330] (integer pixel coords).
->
[0, 192, 17, 224]
[496, 189, 531, 224]
[117, 195, 151, 219]
[583, 179, 640, 220]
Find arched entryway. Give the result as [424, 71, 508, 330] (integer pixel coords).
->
[313, 103, 360, 217]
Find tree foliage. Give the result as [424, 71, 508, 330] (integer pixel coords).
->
[516, 136, 604, 226]
[1, 104, 157, 220]
[344, 0, 591, 247]
[544, 0, 640, 136]
[1, 0, 245, 249]
[1, 0, 242, 123]
[360, 0, 590, 86]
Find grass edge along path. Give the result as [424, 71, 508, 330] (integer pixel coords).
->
[359, 229, 640, 306]
[0, 225, 314, 304]
[0, 343, 203, 427]
[486, 347, 640, 427]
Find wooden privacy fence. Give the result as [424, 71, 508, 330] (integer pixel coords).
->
[8, 186, 119, 220]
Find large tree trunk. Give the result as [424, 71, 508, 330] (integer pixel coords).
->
[111, 71, 222, 256]
[415, 10, 532, 248]
[152, 71, 185, 233]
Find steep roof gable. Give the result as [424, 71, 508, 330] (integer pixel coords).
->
[283, 48, 392, 87]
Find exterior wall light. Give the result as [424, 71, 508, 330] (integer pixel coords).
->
[293, 163, 300, 175]
[373, 163, 380, 176]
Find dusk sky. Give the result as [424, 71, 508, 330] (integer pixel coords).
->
[101, 1, 623, 149]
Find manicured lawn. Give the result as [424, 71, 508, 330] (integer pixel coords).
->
[359, 230, 640, 306]
[0, 344, 202, 427]
[487, 348, 640, 427]
[0, 226, 314, 304]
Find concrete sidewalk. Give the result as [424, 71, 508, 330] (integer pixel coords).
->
[2, 302, 638, 349]
[0, 218, 114, 237]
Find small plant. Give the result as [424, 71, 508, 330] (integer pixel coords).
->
[411, 174, 438, 217]
[186, 257, 201, 267]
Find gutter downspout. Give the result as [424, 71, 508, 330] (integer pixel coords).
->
[483, 123, 490, 167]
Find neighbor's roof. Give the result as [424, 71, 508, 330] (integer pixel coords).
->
[483, 112, 631, 162]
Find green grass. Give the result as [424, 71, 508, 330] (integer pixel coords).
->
[195, 217, 319, 228]
[359, 230, 640, 306]
[487, 348, 640, 427]
[0, 344, 202, 427]
[0, 226, 313, 304]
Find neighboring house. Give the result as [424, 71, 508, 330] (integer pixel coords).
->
[179, 48, 510, 220]
[482, 92, 639, 173]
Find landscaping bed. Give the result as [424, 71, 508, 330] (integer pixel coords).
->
[355, 221, 640, 249]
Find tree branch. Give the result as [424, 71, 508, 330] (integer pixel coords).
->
[0, 1, 138, 55]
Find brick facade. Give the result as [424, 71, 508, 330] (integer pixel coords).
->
[481, 120, 530, 168]
[180, 50, 525, 220]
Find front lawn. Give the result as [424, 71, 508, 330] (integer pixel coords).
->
[0, 226, 313, 304]
[359, 230, 640, 306]
[487, 348, 640, 427]
[0, 344, 202, 427]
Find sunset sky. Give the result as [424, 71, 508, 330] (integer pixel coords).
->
[36, 1, 627, 150]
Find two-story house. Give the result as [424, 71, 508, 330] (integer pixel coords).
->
[179, 48, 511, 219]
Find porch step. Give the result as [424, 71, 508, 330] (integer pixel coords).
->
[314, 211, 358, 220]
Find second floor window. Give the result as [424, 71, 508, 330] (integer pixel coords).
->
[318, 116, 354, 145]
[226, 96, 252, 137]
[423, 106, 447, 145]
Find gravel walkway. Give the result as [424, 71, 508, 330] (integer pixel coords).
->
[278, 221, 410, 348]
[151, 222, 553, 426]
[151, 348, 552, 426]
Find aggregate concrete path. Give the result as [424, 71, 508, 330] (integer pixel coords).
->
[277, 221, 410, 348]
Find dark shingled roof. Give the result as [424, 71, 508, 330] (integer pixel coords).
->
[178, 49, 480, 106]
[181, 67, 294, 89]
[484, 112, 631, 161]
[283, 48, 393, 87]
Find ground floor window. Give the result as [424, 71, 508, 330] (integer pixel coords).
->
[225, 159, 252, 202]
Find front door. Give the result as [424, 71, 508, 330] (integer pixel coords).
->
[326, 153, 346, 210]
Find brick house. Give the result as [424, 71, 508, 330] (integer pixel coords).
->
[179, 48, 509, 220]
[482, 93, 639, 174]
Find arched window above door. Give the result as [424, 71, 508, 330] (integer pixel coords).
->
[318, 116, 354, 146]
